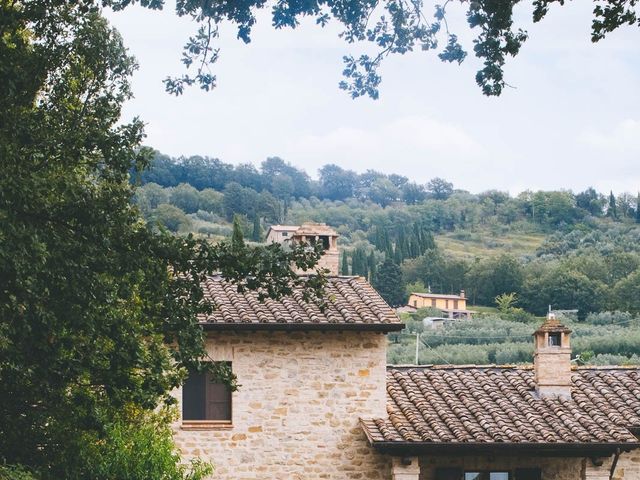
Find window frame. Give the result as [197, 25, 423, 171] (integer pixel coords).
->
[181, 362, 233, 430]
[436, 470, 517, 480]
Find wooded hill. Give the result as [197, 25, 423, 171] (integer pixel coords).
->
[133, 152, 640, 318]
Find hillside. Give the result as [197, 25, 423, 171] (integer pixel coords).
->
[133, 151, 640, 322]
[435, 227, 546, 260]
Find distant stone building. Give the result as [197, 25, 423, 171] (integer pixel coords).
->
[408, 291, 475, 319]
[266, 223, 340, 275]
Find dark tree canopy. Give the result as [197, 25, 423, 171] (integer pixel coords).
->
[102, 0, 640, 98]
[0, 2, 327, 475]
[374, 259, 406, 307]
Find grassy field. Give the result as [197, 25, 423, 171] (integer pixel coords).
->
[435, 228, 546, 260]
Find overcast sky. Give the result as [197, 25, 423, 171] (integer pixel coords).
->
[107, 2, 639, 195]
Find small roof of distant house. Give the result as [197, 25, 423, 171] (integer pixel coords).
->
[266, 223, 338, 238]
[199, 275, 404, 332]
[410, 292, 465, 300]
[266, 225, 300, 232]
[293, 223, 338, 236]
[361, 366, 640, 454]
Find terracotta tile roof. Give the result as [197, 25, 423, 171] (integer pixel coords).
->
[361, 366, 640, 447]
[293, 223, 338, 236]
[199, 275, 403, 331]
[410, 292, 465, 300]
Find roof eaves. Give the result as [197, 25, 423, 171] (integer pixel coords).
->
[367, 440, 640, 456]
[200, 322, 405, 333]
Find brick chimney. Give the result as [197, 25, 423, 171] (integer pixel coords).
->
[292, 223, 339, 276]
[267, 223, 340, 276]
[533, 313, 573, 399]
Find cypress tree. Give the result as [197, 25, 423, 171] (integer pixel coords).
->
[232, 215, 245, 249]
[351, 249, 360, 276]
[379, 229, 391, 258]
[393, 243, 402, 264]
[368, 251, 377, 282]
[361, 249, 369, 279]
[636, 193, 640, 224]
[608, 191, 618, 219]
[373, 259, 406, 307]
[251, 215, 261, 242]
[341, 252, 350, 275]
[397, 228, 407, 262]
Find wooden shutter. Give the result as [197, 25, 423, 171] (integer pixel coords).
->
[183, 371, 206, 420]
[205, 374, 232, 421]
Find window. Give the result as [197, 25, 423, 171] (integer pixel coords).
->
[182, 363, 232, 423]
[282, 232, 288, 237]
[437, 469, 539, 480]
[464, 473, 510, 480]
[548, 332, 561, 347]
[514, 469, 541, 480]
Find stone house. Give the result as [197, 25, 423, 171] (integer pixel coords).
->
[173, 225, 640, 479]
[173, 273, 404, 479]
[361, 316, 640, 480]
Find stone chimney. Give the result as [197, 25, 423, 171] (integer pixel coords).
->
[533, 313, 573, 399]
[459, 290, 465, 299]
[292, 223, 339, 275]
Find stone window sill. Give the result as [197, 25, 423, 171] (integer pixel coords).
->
[181, 421, 233, 431]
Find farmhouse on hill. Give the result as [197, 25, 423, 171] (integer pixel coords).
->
[408, 291, 475, 319]
[173, 224, 640, 479]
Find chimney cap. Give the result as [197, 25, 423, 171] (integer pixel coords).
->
[533, 313, 571, 336]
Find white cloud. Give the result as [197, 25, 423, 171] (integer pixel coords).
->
[282, 115, 487, 182]
[579, 119, 640, 153]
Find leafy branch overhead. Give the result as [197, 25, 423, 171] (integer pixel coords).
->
[104, 0, 640, 98]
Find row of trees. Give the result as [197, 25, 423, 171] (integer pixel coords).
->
[138, 152, 460, 205]
[401, 247, 640, 317]
[140, 152, 640, 224]
[388, 314, 640, 366]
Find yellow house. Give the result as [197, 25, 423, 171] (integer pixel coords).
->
[407, 291, 473, 319]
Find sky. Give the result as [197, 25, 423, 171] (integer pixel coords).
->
[106, 2, 640, 195]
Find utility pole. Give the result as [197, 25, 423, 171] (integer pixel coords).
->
[415, 332, 420, 365]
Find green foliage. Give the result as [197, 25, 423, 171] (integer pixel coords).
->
[613, 271, 640, 314]
[251, 215, 262, 242]
[389, 314, 640, 366]
[153, 204, 193, 232]
[468, 255, 524, 306]
[373, 259, 406, 307]
[66, 408, 212, 480]
[341, 252, 349, 275]
[522, 267, 607, 317]
[0, 4, 328, 475]
[170, 183, 201, 214]
[495, 293, 518, 313]
[0, 465, 38, 480]
[232, 215, 245, 249]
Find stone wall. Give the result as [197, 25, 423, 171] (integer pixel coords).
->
[417, 451, 640, 479]
[172, 330, 391, 480]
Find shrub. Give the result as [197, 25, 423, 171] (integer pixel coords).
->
[0, 465, 38, 480]
[65, 407, 213, 480]
[584, 311, 634, 326]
